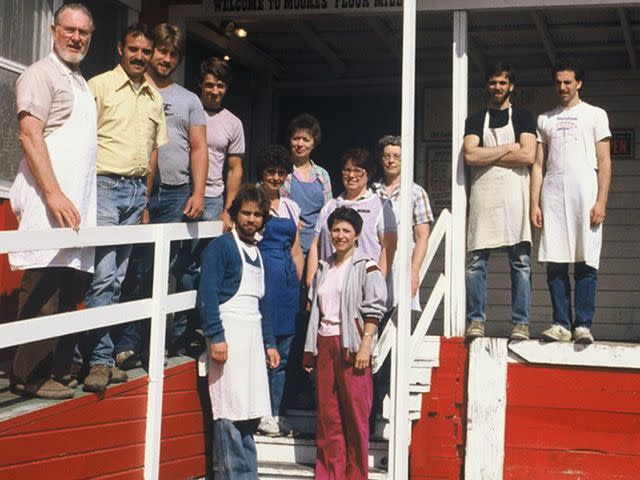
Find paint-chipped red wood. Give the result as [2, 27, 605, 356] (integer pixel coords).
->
[504, 363, 640, 479]
[0, 360, 207, 480]
[410, 337, 468, 479]
[0, 199, 22, 322]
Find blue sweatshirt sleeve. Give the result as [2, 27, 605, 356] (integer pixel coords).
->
[198, 236, 231, 343]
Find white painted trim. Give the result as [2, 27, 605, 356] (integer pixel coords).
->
[449, 11, 468, 338]
[410, 274, 447, 358]
[508, 340, 640, 369]
[0, 56, 27, 74]
[389, 0, 416, 476]
[465, 338, 508, 480]
[416, 0, 640, 10]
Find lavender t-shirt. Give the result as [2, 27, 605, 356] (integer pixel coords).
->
[313, 190, 397, 262]
[204, 108, 245, 198]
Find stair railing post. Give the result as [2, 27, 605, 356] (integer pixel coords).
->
[144, 224, 171, 479]
[448, 10, 468, 338]
[389, 0, 417, 478]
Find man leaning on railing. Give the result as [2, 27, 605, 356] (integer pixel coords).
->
[8, 3, 97, 400]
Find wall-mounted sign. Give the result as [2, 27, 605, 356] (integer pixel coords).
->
[610, 129, 634, 159]
[427, 146, 451, 212]
[203, 0, 401, 15]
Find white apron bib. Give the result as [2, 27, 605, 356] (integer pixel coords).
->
[9, 60, 97, 272]
[207, 230, 271, 421]
[539, 103, 601, 269]
[467, 107, 531, 251]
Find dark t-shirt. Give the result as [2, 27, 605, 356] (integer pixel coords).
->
[464, 107, 536, 146]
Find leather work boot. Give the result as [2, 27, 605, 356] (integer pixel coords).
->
[510, 323, 530, 341]
[465, 320, 485, 338]
[24, 377, 75, 400]
[110, 366, 129, 383]
[83, 365, 112, 392]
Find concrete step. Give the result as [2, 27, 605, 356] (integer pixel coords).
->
[257, 461, 387, 479]
[254, 435, 389, 470]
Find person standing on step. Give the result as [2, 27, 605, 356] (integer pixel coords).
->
[255, 146, 304, 437]
[9, 3, 96, 400]
[463, 63, 536, 341]
[199, 184, 280, 479]
[532, 59, 611, 345]
[81, 23, 168, 392]
[113, 22, 208, 368]
[304, 207, 387, 480]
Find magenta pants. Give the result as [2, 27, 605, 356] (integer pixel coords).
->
[315, 335, 372, 480]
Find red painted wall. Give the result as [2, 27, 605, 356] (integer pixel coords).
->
[410, 337, 468, 479]
[504, 363, 640, 479]
[0, 361, 208, 480]
[0, 199, 22, 323]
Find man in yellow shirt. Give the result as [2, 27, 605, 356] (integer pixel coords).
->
[82, 23, 168, 392]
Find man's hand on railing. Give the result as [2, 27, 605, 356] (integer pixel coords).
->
[209, 341, 228, 364]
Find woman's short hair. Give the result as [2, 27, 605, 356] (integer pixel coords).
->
[327, 207, 363, 236]
[200, 57, 233, 85]
[256, 145, 293, 178]
[287, 113, 322, 146]
[341, 147, 375, 178]
[375, 135, 401, 164]
[227, 184, 271, 225]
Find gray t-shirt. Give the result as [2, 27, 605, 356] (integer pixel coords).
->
[204, 108, 245, 198]
[157, 83, 206, 186]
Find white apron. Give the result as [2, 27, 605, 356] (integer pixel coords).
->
[467, 108, 531, 251]
[207, 230, 271, 421]
[9, 61, 97, 272]
[539, 104, 602, 269]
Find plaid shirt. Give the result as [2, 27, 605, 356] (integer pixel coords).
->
[372, 180, 434, 226]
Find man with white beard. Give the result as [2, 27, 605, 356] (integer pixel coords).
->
[9, 3, 97, 399]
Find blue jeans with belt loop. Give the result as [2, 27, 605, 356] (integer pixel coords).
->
[546, 262, 598, 330]
[213, 418, 259, 479]
[466, 241, 532, 325]
[83, 175, 146, 367]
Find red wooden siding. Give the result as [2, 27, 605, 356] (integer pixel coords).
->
[504, 363, 640, 479]
[410, 337, 468, 479]
[0, 360, 207, 480]
[0, 198, 22, 323]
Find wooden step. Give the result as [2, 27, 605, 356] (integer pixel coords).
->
[257, 461, 387, 479]
[254, 435, 389, 470]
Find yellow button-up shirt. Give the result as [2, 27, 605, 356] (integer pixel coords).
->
[89, 64, 168, 176]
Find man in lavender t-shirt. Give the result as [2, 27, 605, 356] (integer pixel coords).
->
[199, 57, 245, 228]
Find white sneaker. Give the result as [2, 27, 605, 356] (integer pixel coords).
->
[573, 327, 594, 344]
[257, 415, 281, 436]
[541, 324, 572, 342]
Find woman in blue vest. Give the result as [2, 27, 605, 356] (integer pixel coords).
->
[257, 145, 304, 436]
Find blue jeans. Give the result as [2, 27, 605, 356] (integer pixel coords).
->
[83, 175, 146, 367]
[114, 184, 191, 355]
[213, 418, 258, 480]
[466, 241, 531, 325]
[268, 334, 294, 417]
[547, 262, 597, 330]
[170, 195, 223, 346]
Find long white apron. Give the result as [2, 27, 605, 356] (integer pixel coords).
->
[207, 230, 271, 421]
[9, 69, 97, 272]
[539, 107, 601, 269]
[467, 108, 531, 251]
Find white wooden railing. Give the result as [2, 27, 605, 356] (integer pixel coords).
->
[0, 220, 222, 479]
[373, 208, 452, 373]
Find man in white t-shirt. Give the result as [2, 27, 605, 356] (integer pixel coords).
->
[199, 57, 245, 229]
[531, 59, 611, 344]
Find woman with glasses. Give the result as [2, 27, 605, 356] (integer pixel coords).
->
[256, 145, 304, 437]
[306, 148, 397, 287]
[303, 207, 387, 480]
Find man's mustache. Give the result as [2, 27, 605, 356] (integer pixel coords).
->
[131, 60, 146, 67]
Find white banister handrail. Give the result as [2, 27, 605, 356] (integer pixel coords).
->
[372, 209, 451, 373]
[0, 220, 223, 479]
